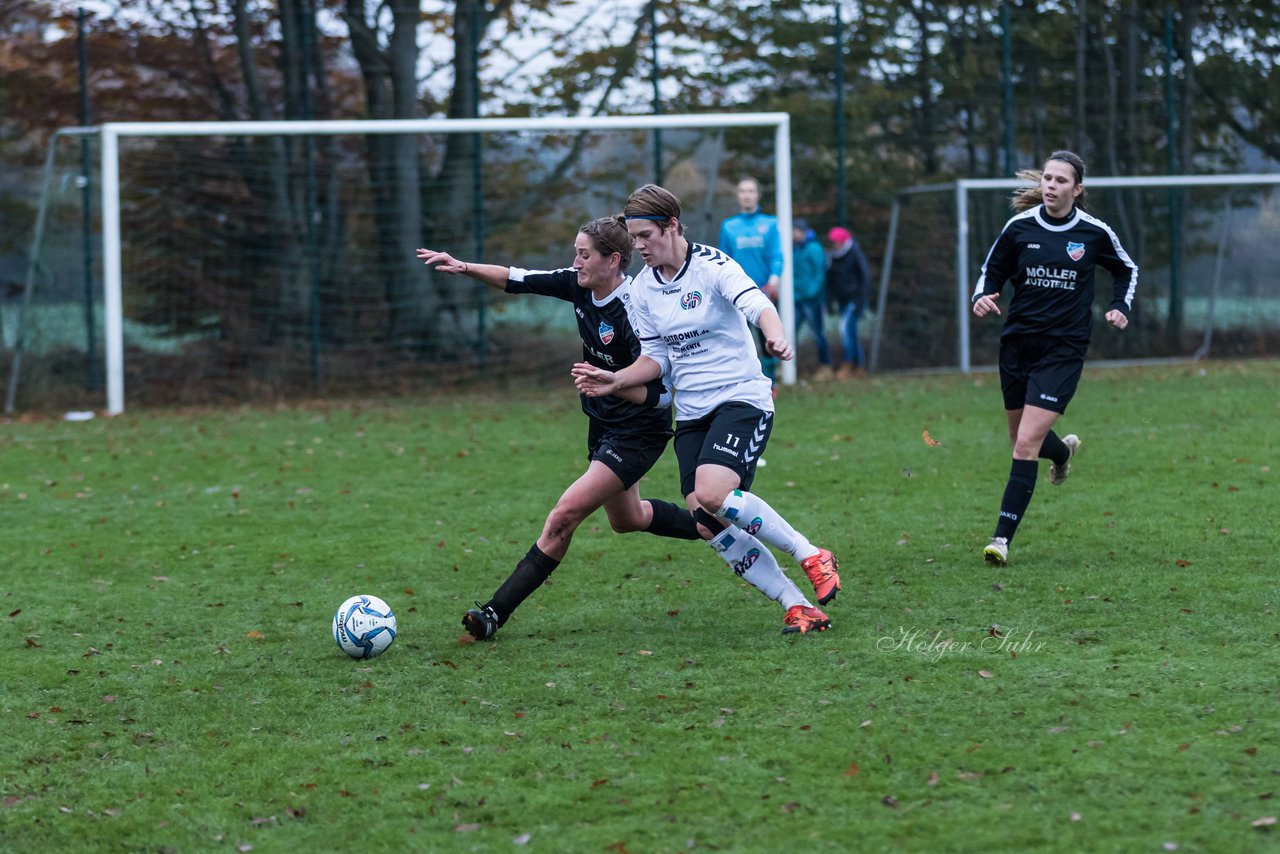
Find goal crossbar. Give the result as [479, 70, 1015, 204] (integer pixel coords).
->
[96, 113, 795, 413]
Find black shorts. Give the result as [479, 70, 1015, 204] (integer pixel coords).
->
[673, 402, 774, 497]
[586, 418, 672, 491]
[998, 334, 1087, 414]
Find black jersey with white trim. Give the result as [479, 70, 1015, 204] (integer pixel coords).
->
[973, 205, 1138, 345]
[506, 267, 671, 433]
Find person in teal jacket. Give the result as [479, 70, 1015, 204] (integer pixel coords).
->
[791, 218, 833, 379]
[719, 177, 784, 385]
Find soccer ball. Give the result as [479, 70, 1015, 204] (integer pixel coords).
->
[332, 594, 397, 659]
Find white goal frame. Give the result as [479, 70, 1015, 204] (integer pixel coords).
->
[96, 114, 795, 414]
[873, 173, 1280, 373]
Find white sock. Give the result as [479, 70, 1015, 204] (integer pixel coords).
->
[716, 488, 819, 561]
[708, 526, 810, 610]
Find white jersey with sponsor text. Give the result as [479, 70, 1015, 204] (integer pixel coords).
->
[627, 242, 775, 420]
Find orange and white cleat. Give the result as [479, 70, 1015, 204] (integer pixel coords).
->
[800, 548, 841, 605]
[781, 604, 831, 635]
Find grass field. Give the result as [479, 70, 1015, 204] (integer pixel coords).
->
[2, 359, 1277, 853]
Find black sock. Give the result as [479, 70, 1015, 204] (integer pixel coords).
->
[488, 544, 561, 626]
[1039, 430, 1069, 467]
[694, 507, 727, 537]
[644, 499, 702, 540]
[994, 458, 1038, 542]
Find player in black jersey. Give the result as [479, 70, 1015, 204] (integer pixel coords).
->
[417, 218, 816, 639]
[971, 150, 1138, 565]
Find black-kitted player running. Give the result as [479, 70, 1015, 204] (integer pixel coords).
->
[971, 150, 1138, 565]
[417, 218, 817, 639]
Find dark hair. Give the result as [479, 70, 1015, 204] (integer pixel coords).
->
[618, 183, 684, 235]
[1011, 150, 1090, 212]
[579, 217, 634, 268]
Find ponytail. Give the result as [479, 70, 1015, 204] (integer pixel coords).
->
[1009, 150, 1090, 213]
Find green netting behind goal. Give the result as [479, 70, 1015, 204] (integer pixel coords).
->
[12, 121, 781, 410]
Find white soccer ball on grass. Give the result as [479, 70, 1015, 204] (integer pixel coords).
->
[332, 594, 397, 659]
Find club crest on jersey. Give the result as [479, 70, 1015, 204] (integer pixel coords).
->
[1066, 241, 1085, 262]
[598, 321, 614, 345]
[680, 291, 702, 310]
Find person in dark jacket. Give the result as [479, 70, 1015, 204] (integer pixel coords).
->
[824, 225, 872, 378]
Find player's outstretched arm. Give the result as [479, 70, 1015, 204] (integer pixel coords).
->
[572, 357, 662, 398]
[416, 248, 511, 291]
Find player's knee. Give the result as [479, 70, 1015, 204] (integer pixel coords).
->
[607, 512, 646, 534]
[692, 485, 730, 517]
[545, 501, 588, 541]
[1012, 441, 1040, 460]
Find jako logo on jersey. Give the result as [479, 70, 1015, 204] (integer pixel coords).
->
[1066, 241, 1086, 262]
[746, 516, 763, 535]
[598, 321, 614, 345]
[732, 548, 761, 577]
[680, 291, 702, 310]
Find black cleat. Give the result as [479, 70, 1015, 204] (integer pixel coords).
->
[462, 603, 500, 640]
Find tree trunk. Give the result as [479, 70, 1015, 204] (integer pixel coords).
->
[908, 2, 938, 174]
[343, 0, 438, 350]
[1074, 0, 1088, 161]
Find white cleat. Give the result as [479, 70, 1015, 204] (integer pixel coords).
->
[1049, 434, 1080, 486]
[983, 536, 1009, 566]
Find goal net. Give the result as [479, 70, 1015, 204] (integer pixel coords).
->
[8, 115, 793, 414]
[872, 175, 1280, 372]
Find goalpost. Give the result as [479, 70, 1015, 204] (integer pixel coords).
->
[81, 114, 794, 415]
[873, 173, 1280, 373]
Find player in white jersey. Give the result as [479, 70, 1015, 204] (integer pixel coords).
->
[418, 218, 828, 640]
[573, 184, 842, 635]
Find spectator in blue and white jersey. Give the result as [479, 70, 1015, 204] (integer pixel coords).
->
[719, 177, 784, 387]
